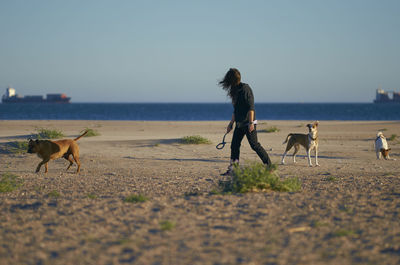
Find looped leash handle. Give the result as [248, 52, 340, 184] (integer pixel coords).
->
[216, 132, 228, 150]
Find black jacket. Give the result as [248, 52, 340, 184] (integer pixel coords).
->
[233, 83, 255, 125]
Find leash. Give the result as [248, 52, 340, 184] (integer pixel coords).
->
[216, 120, 257, 150]
[216, 132, 229, 150]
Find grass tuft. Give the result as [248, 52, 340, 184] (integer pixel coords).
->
[160, 220, 175, 231]
[48, 190, 61, 198]
[332, 229, 356, 237]
[180, 135, 211, 144]
[311, 220, 329, 228]
[35, 127, 65, 139]
[326, 176, 338, 182]
[81, 128, 100, 137]
[87, 193, 98, 199]
[124, 194, 149, 203]
[220, 162, 301, 193]
[0, 173, 23, 193]
[258, 126, 280, 133]
[388, 134, 397, 141]
[209, 189, 223, 195]
[5, 141, 29, 154]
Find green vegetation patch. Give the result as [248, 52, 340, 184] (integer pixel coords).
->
[159, 220, 175, 231]
[388, 134, 397, 141]
[124, 194, 149, 203]
[0, 173, 23, 193]
[221, 162, 301, 193]
[311, 220, 329, 228]
[258, 126, 280, 133]
[82, 128, 100, 137]
[87, 193, 98, 199]
[5, 141, 29, 154]
[48, 190, 61, 198]
[180, 135, 211, 144]
[35, 127, 65, 139]
[326, 176, 338, 182]
[332, 229, 356, 237]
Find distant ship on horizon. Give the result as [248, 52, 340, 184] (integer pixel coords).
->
[2, 87, 71, 104]
[374, 87, 400, 103]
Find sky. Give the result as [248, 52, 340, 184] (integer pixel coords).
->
[0, 0, 399, 103]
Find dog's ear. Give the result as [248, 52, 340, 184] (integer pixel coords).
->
[314, 121, 319, 126]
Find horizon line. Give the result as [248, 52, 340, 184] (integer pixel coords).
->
[69, 101, 375, 104]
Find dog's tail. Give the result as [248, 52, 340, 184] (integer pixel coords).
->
[282, 134, 293, 144]
[74, 130, 89, 141]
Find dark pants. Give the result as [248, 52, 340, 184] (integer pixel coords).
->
[231, 125, 271, 165]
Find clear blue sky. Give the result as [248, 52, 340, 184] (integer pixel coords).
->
[1, 0, 399, 103]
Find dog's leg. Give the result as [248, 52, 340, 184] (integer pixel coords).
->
[315, 147, 319, 166]
[72, 155, 81, 173]
[36, 159, 50, 173]
[292, 144, 300, 164]
[281, 142, 293, 165]
[281, 151, 287, 164]
[306, 149, 313, 167]
[35, 163, 42, 173]
[65, 155, 74, 171]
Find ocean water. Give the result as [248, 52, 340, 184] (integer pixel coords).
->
[0, 103, 399, 121]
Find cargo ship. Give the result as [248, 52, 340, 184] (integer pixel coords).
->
[2, 87, 71, 103]
[374, 87, 400, 103]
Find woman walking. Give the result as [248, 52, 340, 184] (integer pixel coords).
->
[219, 68, 272, 175]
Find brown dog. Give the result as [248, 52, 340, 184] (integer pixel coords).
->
[281, 121, 319, 167]
[28, 130, 88, 173]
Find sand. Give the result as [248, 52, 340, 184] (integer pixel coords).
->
[0, 120, 399, 265]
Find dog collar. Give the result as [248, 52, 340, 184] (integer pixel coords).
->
[309, 134, 317, 141]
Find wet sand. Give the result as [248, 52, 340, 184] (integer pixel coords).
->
[1, 120, 400, 265]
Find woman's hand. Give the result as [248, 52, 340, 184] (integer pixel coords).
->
[248, 123, 255, 133]
[227, 121, 234, 133]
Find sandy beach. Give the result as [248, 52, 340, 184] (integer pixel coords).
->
[1, 120, 400, 265]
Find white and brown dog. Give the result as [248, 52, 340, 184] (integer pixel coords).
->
[375, 131, 391, 160]
[281, 121, 319, 167]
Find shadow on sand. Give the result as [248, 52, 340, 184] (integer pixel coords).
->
[0, 134, 38, 141]
[123, 156, 226, 163]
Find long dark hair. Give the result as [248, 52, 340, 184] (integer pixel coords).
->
[219, 68, 241, 103]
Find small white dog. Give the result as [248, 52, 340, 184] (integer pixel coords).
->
[375, 132, 391, 160]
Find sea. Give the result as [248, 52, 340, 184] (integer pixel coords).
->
[0, 103, 399, 121]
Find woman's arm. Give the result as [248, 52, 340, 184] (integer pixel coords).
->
[248, 110, 255, 132]
[227, 113, 235, 133]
